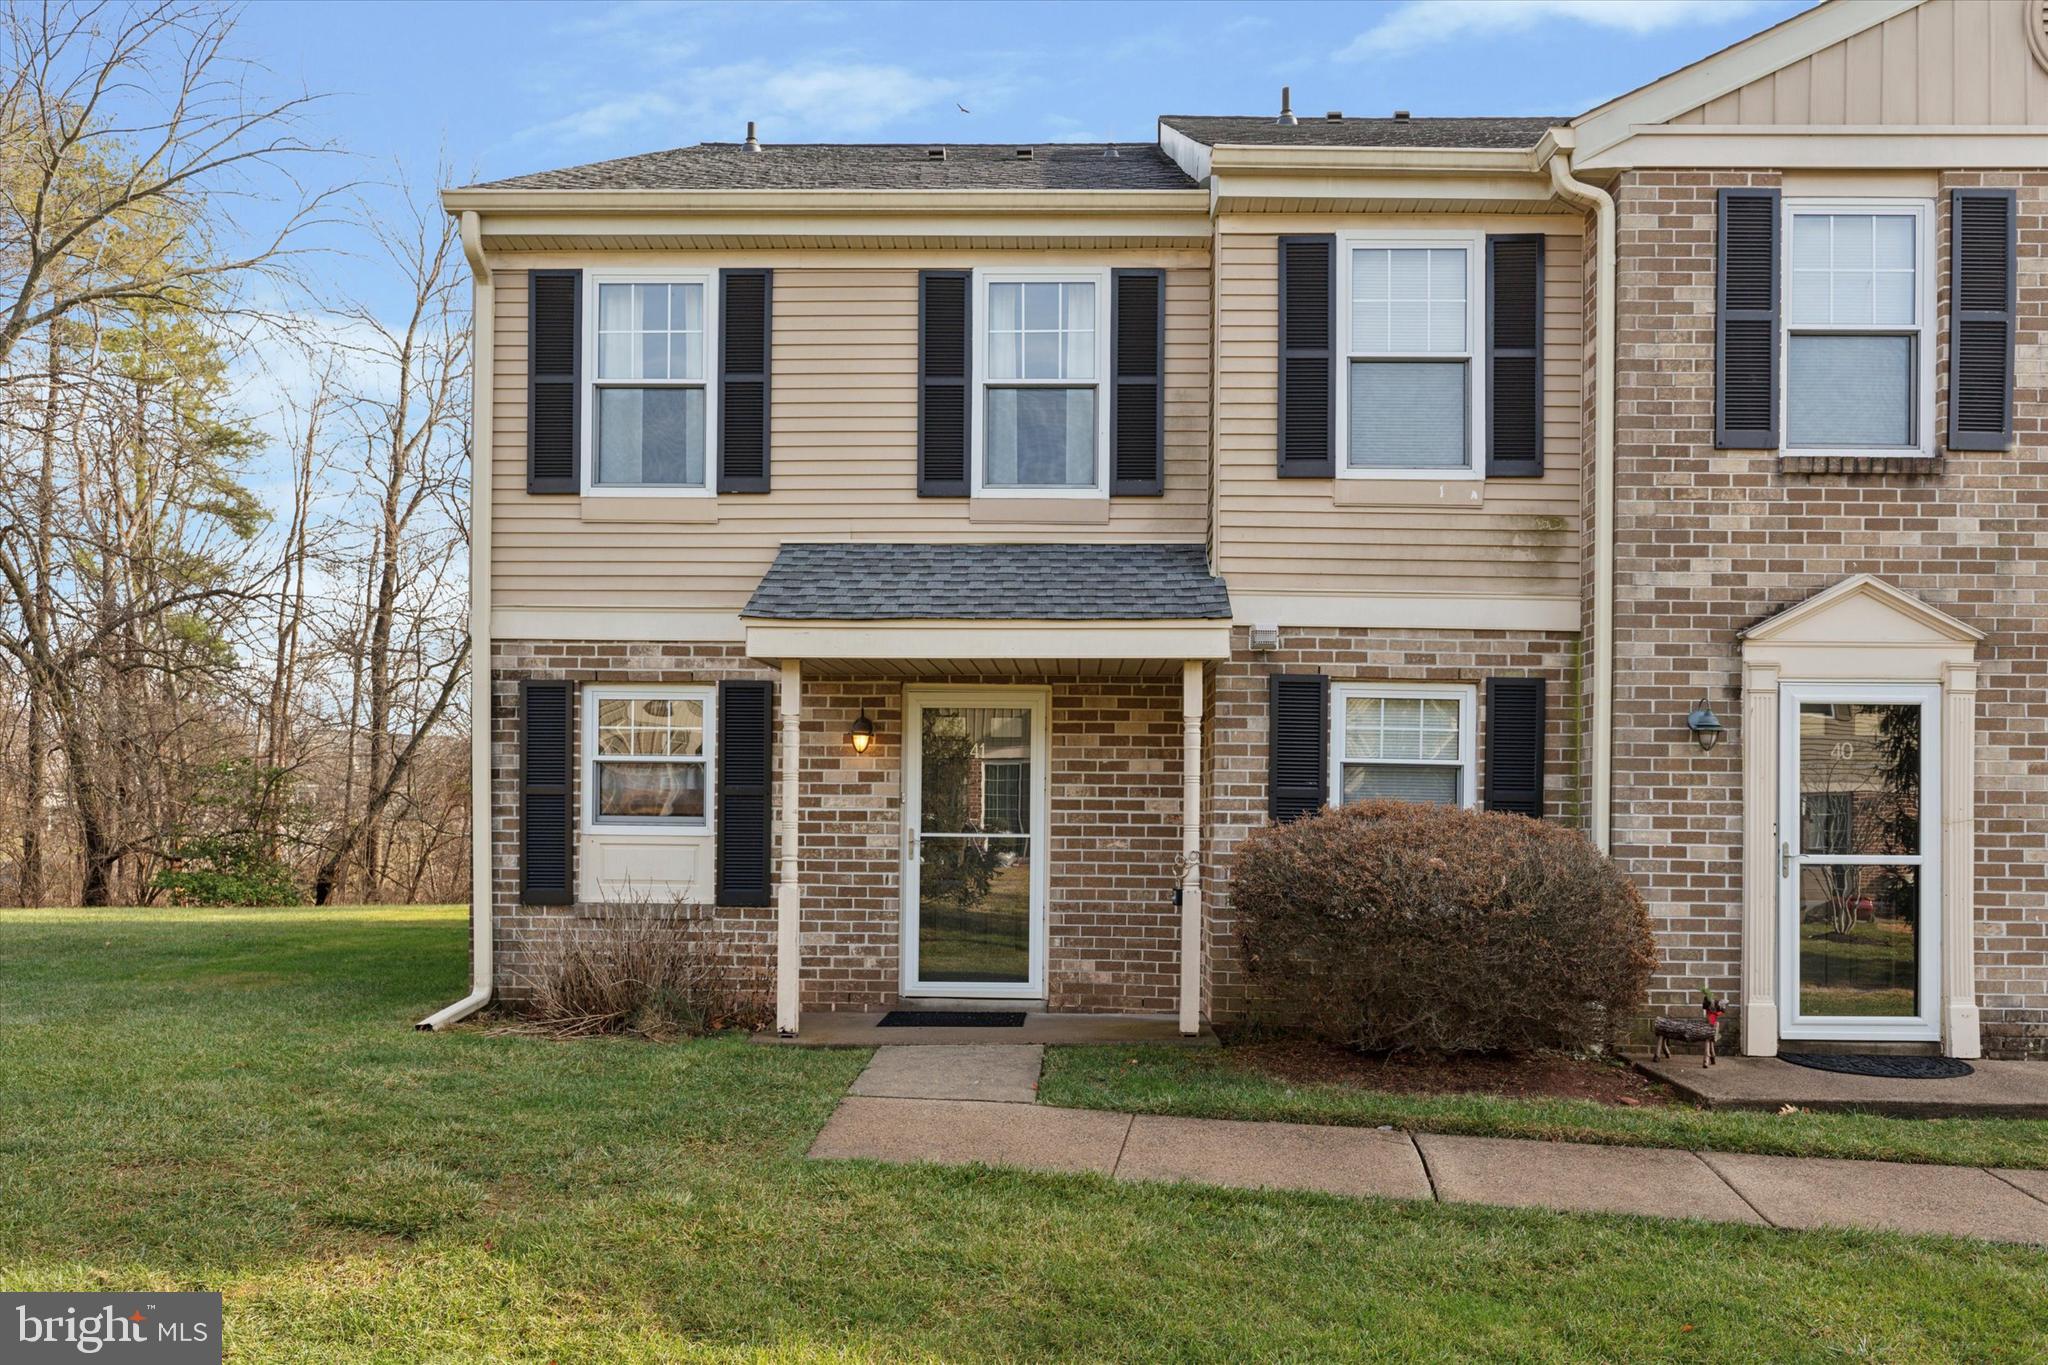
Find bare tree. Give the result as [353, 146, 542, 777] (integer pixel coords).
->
[0, 1, 332, 372]
[308, 173, 469, 904]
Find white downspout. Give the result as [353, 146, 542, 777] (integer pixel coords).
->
[1544, 149, 1616, 852]
[419, 208, 495, 1030]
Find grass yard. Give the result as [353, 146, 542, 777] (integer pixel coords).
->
[1040, 1044, 2048, 1169]
[3, 908, 2046, 1362]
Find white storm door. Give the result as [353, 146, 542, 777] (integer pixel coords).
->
[1778, 684, 1941, 1041]
[902, 687, 1049, 998]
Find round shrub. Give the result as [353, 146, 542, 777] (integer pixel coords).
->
[1232, 799, 1656, 1054]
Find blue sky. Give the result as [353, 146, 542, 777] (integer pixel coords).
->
[241, 0, 1811, 192]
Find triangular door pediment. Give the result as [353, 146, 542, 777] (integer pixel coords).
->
[1739, 574, 1983, 650]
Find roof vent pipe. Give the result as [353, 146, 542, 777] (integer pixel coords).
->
[1277, 85, 1297, 126]
[743, 120, 761, 153]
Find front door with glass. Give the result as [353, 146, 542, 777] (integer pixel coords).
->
[1778, 685, 1940, 1041]
[903, 689, 1047, 998]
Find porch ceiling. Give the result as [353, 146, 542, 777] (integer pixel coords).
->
[774, 653, 1198, 680]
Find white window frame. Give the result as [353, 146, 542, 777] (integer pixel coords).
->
[1779, 198, 1935, 460]
[1335, 230, 1485, 482]
[969, 266, 1112, 500]
[582, 683, 716, 834]
[582, 267, 720, 498]
[1329, 682, 1479, 809]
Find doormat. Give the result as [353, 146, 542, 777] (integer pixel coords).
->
[1780, 1053, 1974, 1080]
[877, 1010, 1028, 1028]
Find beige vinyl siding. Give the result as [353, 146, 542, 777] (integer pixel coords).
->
[1212, 217, 1585, 599]
[1670, 0, 2048, 126]
[490, 262, 1210, 610]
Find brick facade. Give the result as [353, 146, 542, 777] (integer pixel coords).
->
[490, 643, 1185, 1015]
[1609, 169, 2048, 1058]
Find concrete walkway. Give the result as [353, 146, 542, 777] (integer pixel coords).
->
[1639, 1055, 2048, 1118]
[808, 1047, 2048, 1245]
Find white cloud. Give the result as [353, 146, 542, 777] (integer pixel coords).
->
[519, 59, 964, 148]
[1339, 0, 1773, 61]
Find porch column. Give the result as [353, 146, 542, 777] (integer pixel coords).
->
[776, 660, 802, 1036]
[1178, 660, 1203, 1037]
[1941, 661, 1980, 1059]
[1739, 661, 1780, 1056]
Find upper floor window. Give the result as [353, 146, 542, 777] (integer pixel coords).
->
[974, 270, 1110, 496]
[1331, 683, 1477, 808]
[1783, 201, 1932, 456]
[1339, 234, 1483, 478]
[585, 686, 714, 831]
[588, 274, 716, 492]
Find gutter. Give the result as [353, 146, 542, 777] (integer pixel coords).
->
[1540, 141, 1616, 853]
[418, 208, 496, 1031]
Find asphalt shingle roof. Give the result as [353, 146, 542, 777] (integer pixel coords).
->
[742, 543, 1231, 621]
[1160, 115, 1561, 151]
[469, 143, 1198, 192]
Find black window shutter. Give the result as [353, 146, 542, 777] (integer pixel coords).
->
[1483, 677, 1546, 819]
[1715, 188, 1780, 449]
[1268, 674, 1329, 821]
[528, 269, 581, 494]
[1485, 234, 1545, 477]
[1949, 188, 2017, 453]
[918, 270, 971, 497]
[1110, 268, 1166, 495]
[1277, 236, 1335, 477]
[519, 680, 574, 904]
[717, 679, 773, 907]
[718, 268, 772, 492]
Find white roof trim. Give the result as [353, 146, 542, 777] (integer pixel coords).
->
[746, 618, 1233, 663]
[1738, 574, 1985, 647]
[1570, 0, 1923, 161]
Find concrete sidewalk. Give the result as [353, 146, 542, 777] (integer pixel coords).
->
[808, 1047, 2048, 1245]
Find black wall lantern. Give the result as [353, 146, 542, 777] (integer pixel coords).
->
[848, 711, 876, 755]
[1687, 698, 1724, 752]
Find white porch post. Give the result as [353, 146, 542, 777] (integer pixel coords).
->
[776, 660, 802, 1036]
[1739, 661, 1780, 1056]
[1941, 660, 1981, 1059]
[1178, 661, 1203, 1037]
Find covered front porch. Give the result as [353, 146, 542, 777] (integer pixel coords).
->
[740, 542, 1234, 1039]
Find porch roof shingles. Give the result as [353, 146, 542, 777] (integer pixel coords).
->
[741, 543, 1232, 622]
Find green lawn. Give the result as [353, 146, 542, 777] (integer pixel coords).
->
[1040, 1045, 2048, 1169]
[2, 908, 2045, 1362]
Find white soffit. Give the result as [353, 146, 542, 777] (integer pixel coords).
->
[744, 619, 1233, 664]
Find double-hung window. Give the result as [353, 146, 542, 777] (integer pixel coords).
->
[587, 273, 716, 491]
[1783, 201, 1932, 456]
[585, 685, 714, 830]
[974, 270, 1110, 495]
[1330, 683, 1477, 808]
[1339, 234, 1483, 476]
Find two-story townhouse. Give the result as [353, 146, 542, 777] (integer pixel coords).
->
[426, 0, 2048, 1062]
